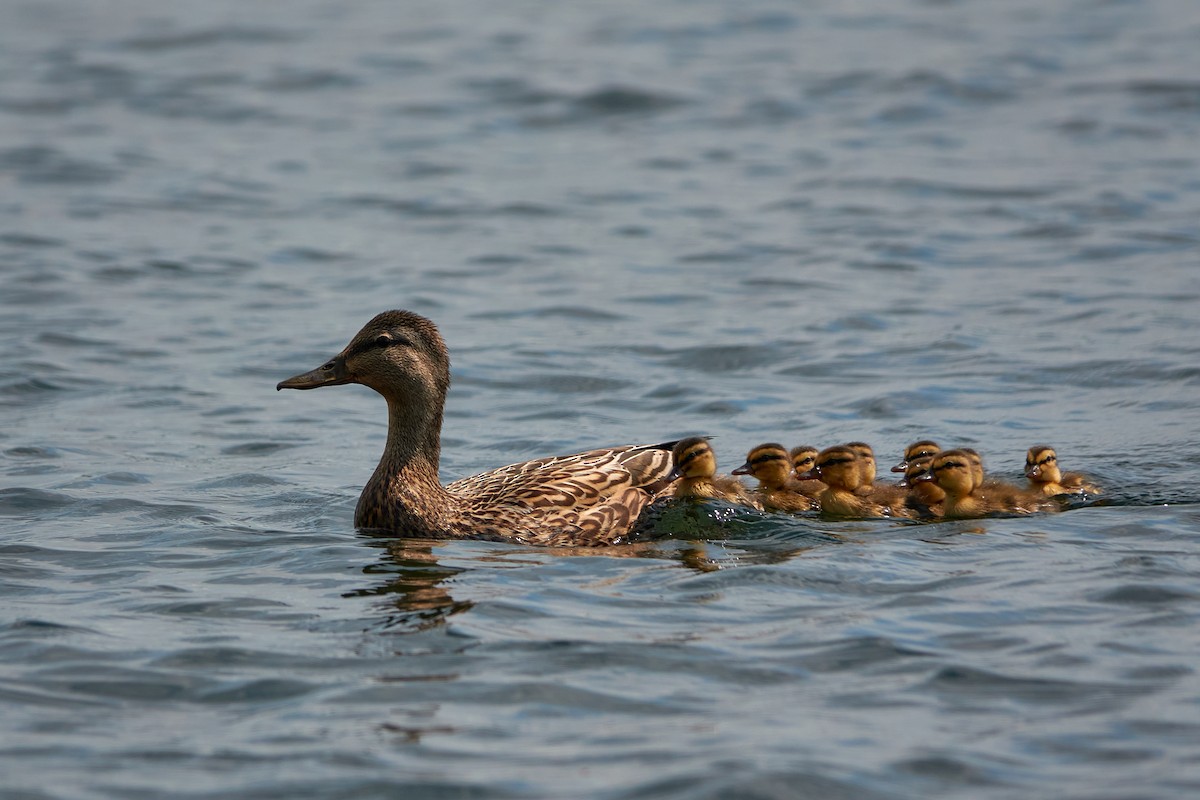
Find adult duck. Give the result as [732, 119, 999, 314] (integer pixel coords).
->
[277, 310, 677, 546]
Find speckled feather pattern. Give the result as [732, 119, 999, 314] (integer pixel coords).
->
[279, 310, 678, 547]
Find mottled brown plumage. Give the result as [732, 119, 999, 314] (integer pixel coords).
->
[277, 310, 676, 546]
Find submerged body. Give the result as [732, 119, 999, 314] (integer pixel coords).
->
[277, 310, 676, 546]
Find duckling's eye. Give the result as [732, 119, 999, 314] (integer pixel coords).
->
[820, 457, 853, 467]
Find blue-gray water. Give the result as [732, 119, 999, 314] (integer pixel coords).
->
[3, 0, 1200, 797]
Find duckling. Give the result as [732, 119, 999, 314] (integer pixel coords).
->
[891, 440, 940, 474]
[901, 454, 945, 518]
[732, 443, 813, 513]
[667, 437, 762, 510]
[916, 449, 1050, 519]
[788, 445, 826, 499]
[846, 440, 910, 506]
[845, 441, 878, 492]
[1025, 446, 1101, 496]
[803, 445, 910, 518]
[277, 309, 678, 546]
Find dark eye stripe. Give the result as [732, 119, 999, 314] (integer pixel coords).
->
[752, 453, 787, 465]
[819, 457, 854, 467]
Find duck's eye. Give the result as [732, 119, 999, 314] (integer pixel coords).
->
[374, 334, 393, 347]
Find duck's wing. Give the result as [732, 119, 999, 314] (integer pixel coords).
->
[446, 441, 677, 510]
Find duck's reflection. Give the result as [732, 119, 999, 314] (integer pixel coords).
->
[348, 514, 820, 632]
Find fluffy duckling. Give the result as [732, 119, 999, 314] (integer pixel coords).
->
[803, 445, 909, 518]
[891, 440, 940, 474]
[1025, 446, 1101, 496]
[900, 455, 945, 518]
[732, 443, 813, 513]
[668, 437, 762, 510]
[788, 445, 826, 499]
[916, 449, 1050, 519]
[845, 441, 877, 491]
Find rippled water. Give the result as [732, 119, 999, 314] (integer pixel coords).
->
[4, 0, 1200, 797]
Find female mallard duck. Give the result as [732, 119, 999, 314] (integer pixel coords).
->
[732, 443, 813, 512]
[789, 445, 827, 500]
[801, 445, 910, 518]
[277, 310, 677, 546]
[667, 437, 762, 509]
[1025, 446, 1100, 496]
[915, 449, 1051, 518]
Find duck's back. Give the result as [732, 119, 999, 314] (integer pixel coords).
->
[445, 442, 676, 544]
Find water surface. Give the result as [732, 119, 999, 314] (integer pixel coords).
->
[3, 0, 1200, 797]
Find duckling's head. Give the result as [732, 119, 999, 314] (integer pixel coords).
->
[811, 445, 863, 492]
[918, 449, 977, 497]
[892, 440, 940, 473]
[1025, 445, 1061, 483]
[732, 443, 792, 488]
[277, 310, 451, 408]
[845, 441, 876, 485]
[958, 447, 986, 488]
[670, 437, 717, 481]
[789, 445, 819, 480]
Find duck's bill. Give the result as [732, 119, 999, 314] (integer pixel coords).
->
[276, 356, 350, 390]
[730, 463, 752, 476]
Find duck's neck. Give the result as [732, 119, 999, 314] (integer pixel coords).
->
[820, 486, 868, 516]
[354, 396, 453, 533]
[943, 490, 983, 518]
[678, 476, 717, 499]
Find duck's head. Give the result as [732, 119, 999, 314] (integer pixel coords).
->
[845, 441, 876, 485]
[916, 449, 977, 497]
[1024, 445, 1061, 483]
[732, 443, 792, 488]
[277, 310, 451, 407]
[789, 445, 819, 480]
[670, 437, 717, 481]
[957, 447, 986, 488]
[892, 440, 940, 473]
[807, 445, 863, 491]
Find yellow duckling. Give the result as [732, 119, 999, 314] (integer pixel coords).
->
[891, 440, 940, 474]
[277, 310, 677, 546]
[732, 443, 813, 513]
[1025, 446, 1101, 496]
[667, 437, 762, 510]
[915, 449, 1050, 519]
[788, 445, 826, 499]
[803, 445, 910, 518]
